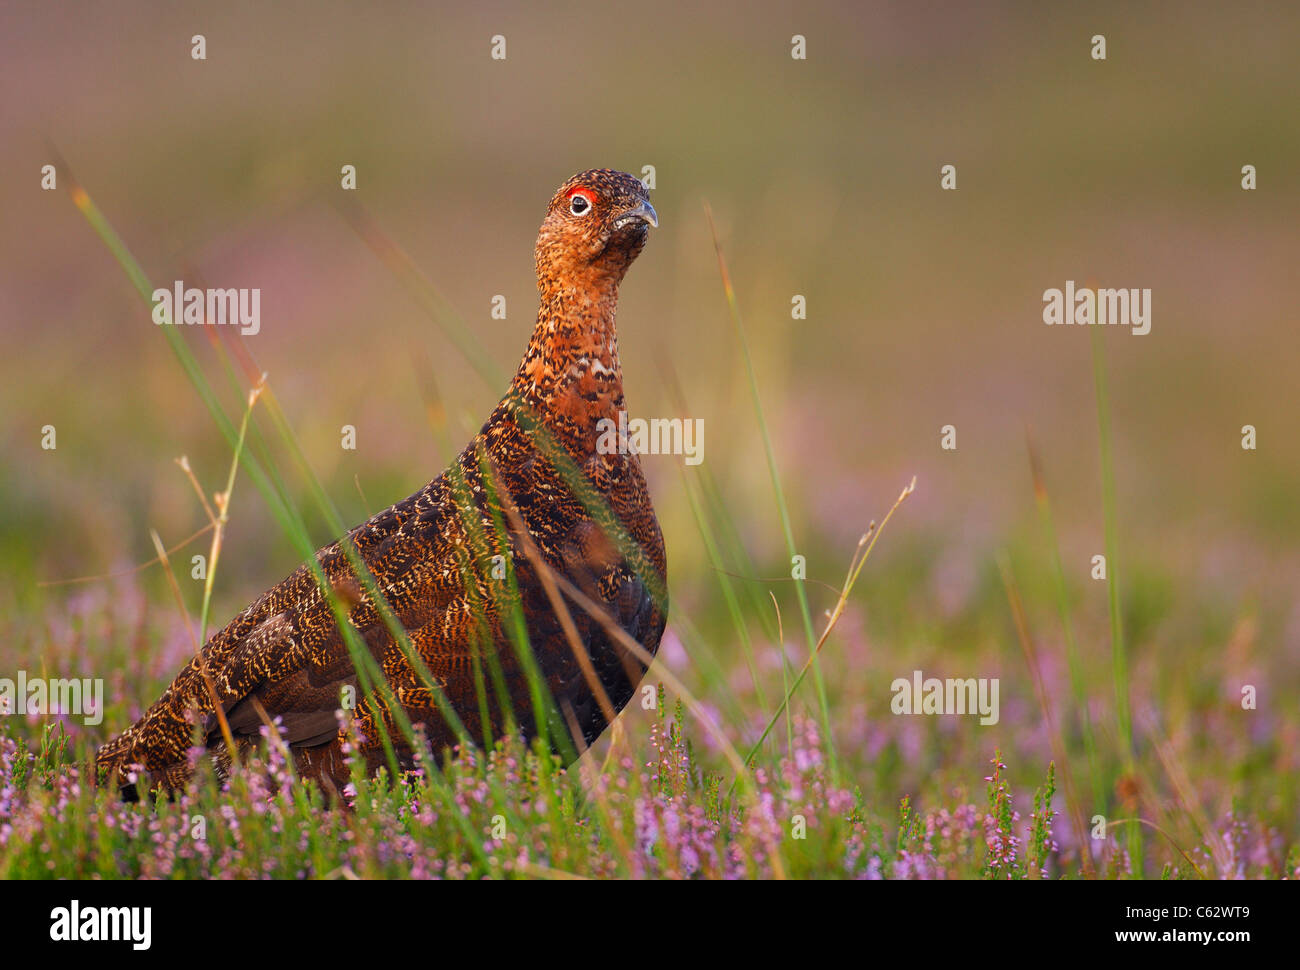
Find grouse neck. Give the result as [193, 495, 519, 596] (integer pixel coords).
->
[510, 285, 627, 450]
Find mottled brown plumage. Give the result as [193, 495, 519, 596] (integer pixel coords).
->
[97, 169, 666, 795]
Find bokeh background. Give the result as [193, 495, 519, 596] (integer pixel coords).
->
[2, 1, 1298, 870]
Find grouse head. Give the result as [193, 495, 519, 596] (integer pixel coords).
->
[535, 169, 658, 293]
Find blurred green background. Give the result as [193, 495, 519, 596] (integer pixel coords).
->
[2, 1, 1298, 844]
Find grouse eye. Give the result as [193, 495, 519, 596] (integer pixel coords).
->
[569, 192, 592, 216]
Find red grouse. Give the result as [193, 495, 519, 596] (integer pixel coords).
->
[97, 169, 667, 794]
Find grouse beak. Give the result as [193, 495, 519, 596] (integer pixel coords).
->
[613, 199, 658, 230]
